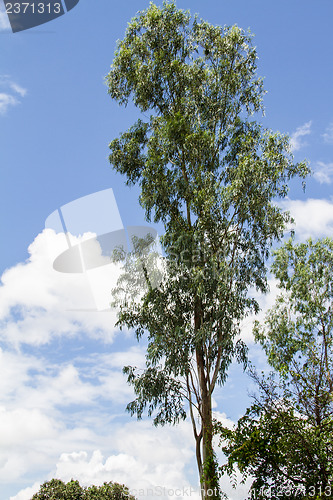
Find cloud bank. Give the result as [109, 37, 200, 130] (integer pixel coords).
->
[1, 197, 333, 500]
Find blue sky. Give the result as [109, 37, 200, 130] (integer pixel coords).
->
[0, 1, 333, 499]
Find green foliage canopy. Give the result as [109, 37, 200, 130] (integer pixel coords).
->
[31, 479, 136, 500]
[219, 238, 333, 499]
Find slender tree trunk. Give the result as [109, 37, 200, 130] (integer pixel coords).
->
[191, 229, 220, 499]
[195, 433, 204, 500]
[187, 370, 204, 497]
[196, 345, 220, 500]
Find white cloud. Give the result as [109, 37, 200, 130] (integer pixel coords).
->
[0, 348, 43, 399]
[280, 198, 333, 240]
[0, 346, 144, 416]
[10, 421, 204, 500]
[239, 277, 280, 344]
[9, 82, 27, 97]
[0, 76, 27, 114]
[0, 229, 121, 346]
[323, 122, 333, 144]
[0, 5, 10, 31]
[51, 418, 241, 500]
[313, 161, 333, 184]
[290, 121, 312, 152]
[0, 92, 19, 114]
[0, 341, 244, 500]
[0, 404, 65, 484]
[0, 406, 59, 450]
[0, 339, 151, 493]
[54, 436, 193, 500]
[10, 483, 41, 500]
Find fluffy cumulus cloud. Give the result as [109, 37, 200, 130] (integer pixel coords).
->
[290, 121, 312, 152]
[10, 483, 42, 500]
[53, 421, 198, 499]
[9, 422, 202, 500]
[0, 346, 146, 494]
[11, 417, 243, 500]
[280, 198, 333, 240]
[52, 415, 242, 500]
[0, 76, 27, 114]
[0, 229, 122, 346]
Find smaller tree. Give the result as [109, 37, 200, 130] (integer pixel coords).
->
[85, 481, 136, 500]
[31, 479, 136, 500]
[218, 238, 333, 499]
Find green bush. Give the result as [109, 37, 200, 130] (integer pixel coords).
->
[31, 478, 136, 500]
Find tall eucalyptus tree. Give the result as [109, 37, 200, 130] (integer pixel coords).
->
[106, 3, 309, 497]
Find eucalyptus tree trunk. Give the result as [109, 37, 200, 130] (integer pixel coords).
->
[194, 300, 220, 500]
[198, 353, 218, 499]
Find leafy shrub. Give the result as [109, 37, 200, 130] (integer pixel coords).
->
[31, 478, 136, 500]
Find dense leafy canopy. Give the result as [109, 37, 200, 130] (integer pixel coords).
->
[219, 238, 333, 499]
[31, 479, 136, 500]
[106, 2, 309, 498]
